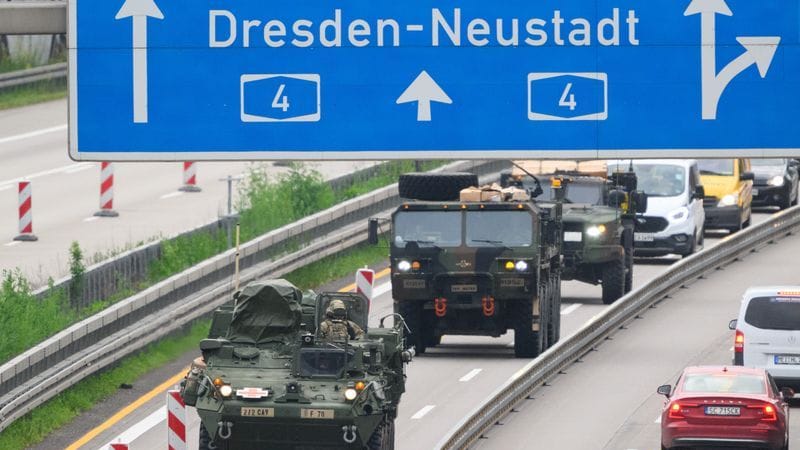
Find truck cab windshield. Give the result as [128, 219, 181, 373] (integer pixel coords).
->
[393, 211, 461, 248]
[467, 211, 533, 247]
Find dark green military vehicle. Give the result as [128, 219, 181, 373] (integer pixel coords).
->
[369, 172, 564, 358]
[501, 164, 646, 304]
[180, 279, 410, 450]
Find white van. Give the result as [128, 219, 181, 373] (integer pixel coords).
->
[730, 287, 800, 390]
[608, 160, 705, 257]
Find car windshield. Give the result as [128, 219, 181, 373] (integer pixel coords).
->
[745, 296, 800, 331]
[681, 373, 766, 394]
[751, 158, 786, 168]
[698, 159, 735, 176]
[466, 211, 533, 247]
[393, 211, 461, 248]
[609, 164, 685, 197]
[539, 182, 604, 205]
[297, 348, 349, 378]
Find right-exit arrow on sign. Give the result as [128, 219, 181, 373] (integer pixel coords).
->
[684, 0, 780, 120]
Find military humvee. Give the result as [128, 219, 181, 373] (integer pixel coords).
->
[180, 279, 410, 450]
[369, 172, 565, 358]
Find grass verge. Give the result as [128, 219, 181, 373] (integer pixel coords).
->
[0, 79, 67, 111]
[0, 241, 390, 450]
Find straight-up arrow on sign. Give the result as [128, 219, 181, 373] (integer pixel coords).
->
[116, 0, 164, 124]
[396, 71, 452, 122]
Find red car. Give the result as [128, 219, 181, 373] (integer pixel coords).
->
[658, 366, 793, 450]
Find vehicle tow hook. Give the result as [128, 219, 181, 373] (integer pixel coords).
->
[434, 297, 447, 317]
[482, 296, 495, 317]
[217, 421, 233, 440]
[342, 425, 358, 444]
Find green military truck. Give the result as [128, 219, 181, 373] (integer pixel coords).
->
[369, 172, 564, 358]
[501, 161, 647, 304]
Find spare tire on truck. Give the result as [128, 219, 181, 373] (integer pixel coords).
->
[398, 172, 479, 201]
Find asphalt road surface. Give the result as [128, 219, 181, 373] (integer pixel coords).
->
[55, 211, 779, 450]
[0, 100, 372, 284]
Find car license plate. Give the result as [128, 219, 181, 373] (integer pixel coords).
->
[301, 408, 335, 419]
[241, 407, 274, 417]
[775, 355, 800, 365]
[705, 406, 741, 416]
[634, 233, 655, 242]
[752, 189, 759, 196]
[403, 279, 425, 289]
[451, 284, 478, 293]
[564, 232, 582, 242]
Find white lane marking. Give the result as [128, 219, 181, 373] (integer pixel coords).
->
[98, 406, 165, 450]
[83, 216, 99, 222]
[63, 163, 94, 174]
[411, 405, 436, 419]
[654, 414, 662, 423]
[160, 191, 184, 200]
[561, 303, 581, 315]
[729, 346, 734, 352]
[0, 124, 67, 146]
[459, 368, 482, 382]
[4, 241, 21, 247]
[0, 162, 94, 189]
[0, 185, 12, 192]
[372, 282, 392, 298]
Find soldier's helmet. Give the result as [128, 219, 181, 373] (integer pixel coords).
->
[329, 299, 347, 320]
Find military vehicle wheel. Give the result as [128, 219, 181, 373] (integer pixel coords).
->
[601, 255, 625, 305]
[199, 423, 219, 450]
[551, 271, 561, 344]
[367, 418, 395, 450]
[398, 173, 479, 201]
[622, 229, 634, 293]
[513, 299, 543, 358]
[397, 301, 426, 354]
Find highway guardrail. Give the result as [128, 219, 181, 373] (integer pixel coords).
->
[439, 205, 800, 449]
[0, 160, 506, 433]
[0, 62, 66, 91]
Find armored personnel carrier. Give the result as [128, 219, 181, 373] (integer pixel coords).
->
[180, 279, 410, 450]
[369, 172, 565, 358]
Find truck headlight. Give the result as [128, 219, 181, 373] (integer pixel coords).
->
[768, 176, 785, 187]
[219, 384, 233, 398]
[397, 260, 411, 272]
[668, 207, 689, 224]
[718, 194, 738, 207]
[515, 260, 528, 272]
[586, 225, 606, 238]
[344, 388, 358, 401]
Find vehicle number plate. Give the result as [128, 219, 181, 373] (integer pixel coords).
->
[403, 279, 426, 289]
[301, 408, 335, 419]
[500, 278, 525, 288]
[752, 189, 759, 196]
[241, 407, 274, 417]
[563, 232, 582, 242]
[634, 233, 655, 242]
[704, 406, 741, 416]
[775, 355, 800, 365]
[451, 284, 478, 293]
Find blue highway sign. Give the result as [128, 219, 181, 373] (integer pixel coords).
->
[69, 0, 800, 160]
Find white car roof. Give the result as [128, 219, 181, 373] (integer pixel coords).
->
[742, 286, 800, 300]
[607, 159, 698, 168]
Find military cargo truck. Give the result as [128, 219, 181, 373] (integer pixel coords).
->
[181, 279, 410, 450]
[501, 161, 647, 304]
[370, 172, 564, 358]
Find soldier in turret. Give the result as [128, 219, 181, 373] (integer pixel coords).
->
[319, 299, 364, 340]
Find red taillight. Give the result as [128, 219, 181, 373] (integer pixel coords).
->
[668, 402, 684, 419]
[734, 330, 744, 353]
[762, 404, 777, 422]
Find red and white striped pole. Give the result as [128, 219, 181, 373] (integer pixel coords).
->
[178, 162, 201, 192]
[109, 443, 128, 450]
[95, 162, 119, 217]
[14, 181, 37, 242]
[167, 390, 187, 450]
[356, 267, 375, 305]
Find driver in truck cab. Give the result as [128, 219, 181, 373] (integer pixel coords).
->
[319, 299, 364, 341]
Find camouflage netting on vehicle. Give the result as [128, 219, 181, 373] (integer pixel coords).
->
[226, 279, 303, 345]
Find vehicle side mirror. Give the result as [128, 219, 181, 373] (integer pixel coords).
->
[780, 387, 795, 400]
[693, 185, 705, 200]
[740, 172, 755, 181]
[631, 190, 648, 214]
[728, 319, 738, 330]
[657, 384, 672, 397]
[608, 190, 626, 208]
[789, 159, 799, 168]
[368, 219, 379, 245]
